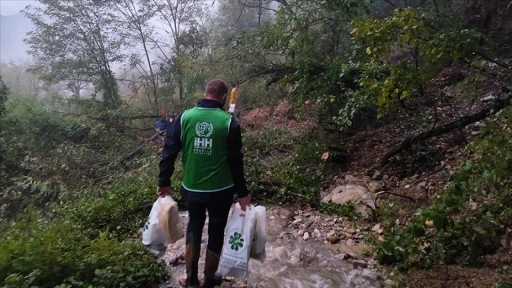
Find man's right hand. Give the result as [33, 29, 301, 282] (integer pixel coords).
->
[157, 186, 170, 197]
[238, 194, 251, 211]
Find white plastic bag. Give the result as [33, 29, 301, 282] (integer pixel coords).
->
[218, 204, 266, 279]
[250, 206, 266, 262]
[142, 196, 183, 256]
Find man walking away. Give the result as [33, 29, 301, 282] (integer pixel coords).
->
[157, 79, 251, 288]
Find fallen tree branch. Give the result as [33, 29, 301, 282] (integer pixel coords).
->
[96, 114, 162, 121]
[119, 132, 160, 164]
[374, 191, 417, 202]
[380, 93, 511, 166]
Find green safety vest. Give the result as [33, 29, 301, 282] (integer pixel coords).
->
[180, 106, 234, 192]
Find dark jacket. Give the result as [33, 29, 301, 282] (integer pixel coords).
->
[158, 98, 249, 199]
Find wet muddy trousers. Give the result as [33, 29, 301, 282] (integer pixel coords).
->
[183, 190, 232, 287]
[185, 242, 201, 287]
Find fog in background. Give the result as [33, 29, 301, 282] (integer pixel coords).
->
[1, 1, 40, 62]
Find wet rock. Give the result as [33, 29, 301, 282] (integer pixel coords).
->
[279, 231, 293, 240]
[322, 184, 376, 216]
[326, 233, 341, 244]
[344, 174, 359, 182]
[271, 246, 288, 261]
[346, 238, 356, 246]
[417, 181, 427, 190]
[368, 181, 383, 193]
[346, 269, 383, 287]
[162, 238, 186, 265]
[303, 211, 314, 217]
[372, 170, 382, 180]
[350, 259, 369, 269]
[303, 220, 314, 228]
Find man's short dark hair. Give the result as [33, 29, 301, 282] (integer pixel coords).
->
[206, 79, 228, 99]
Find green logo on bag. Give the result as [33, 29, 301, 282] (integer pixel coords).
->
[228, 232, 244, 251]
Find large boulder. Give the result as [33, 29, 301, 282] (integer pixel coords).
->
[322, 184, 376, 217]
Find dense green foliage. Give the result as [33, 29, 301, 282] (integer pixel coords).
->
[350, 8, 482, 117]
[243, 125, 331, 203]
[0, 86, 167, 286]
[0, 180, 167, 287]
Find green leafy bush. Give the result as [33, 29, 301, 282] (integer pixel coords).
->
[0, 210, 167, 288]
[243, 125, 332, 203]
[64, 160, 162, 239]
[351, 8, 483, 116]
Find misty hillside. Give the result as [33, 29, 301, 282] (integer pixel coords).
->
[0, 14, 33, 62]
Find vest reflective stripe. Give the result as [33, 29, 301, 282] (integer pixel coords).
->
[180, 107, 234, 192]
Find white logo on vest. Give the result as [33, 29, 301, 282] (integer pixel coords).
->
[194, 122, 214, 155]
[195, 122, 213, 137]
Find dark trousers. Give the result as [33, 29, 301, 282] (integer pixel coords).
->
[181, 186, 234, 254]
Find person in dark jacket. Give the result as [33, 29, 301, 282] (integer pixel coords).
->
[157, 79, 251, 288]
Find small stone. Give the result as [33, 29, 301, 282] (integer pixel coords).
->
[346, 228, 356, 234]
[304, 220, 314, 228]
[371, 223, 381, 232]
[272, 246, 287, 261]
[345, 174, 358, 182]
[351, 259, 368, 268]
[417, 181, 427, 190]
[405, 184, 411, 189]
[326, 234, 341, 244]
[292, 218, 303, 225]
[368, 181, 384, 193]
[303, 212, 313, 217]
[280, 231, 293, 240]
[298, 230, 305, 236]
[303, 232, 311, 241]
[481, 93, 495, 102]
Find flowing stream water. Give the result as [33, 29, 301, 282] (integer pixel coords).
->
[161, 207, 391, 288]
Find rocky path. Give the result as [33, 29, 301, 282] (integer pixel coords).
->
[161, 205, 392, 288]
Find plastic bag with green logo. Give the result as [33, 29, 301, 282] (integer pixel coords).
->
[218, 203, 258, 279]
